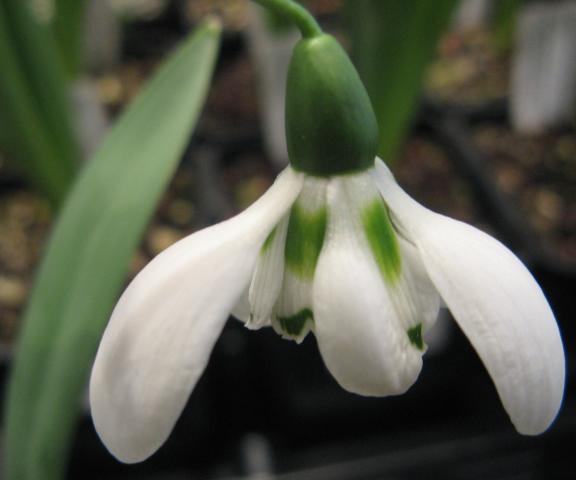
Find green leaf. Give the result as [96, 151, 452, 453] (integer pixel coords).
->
[52, 0, 89, 78]
[3, 20, 221, 480]
[345, 0, 458, 162]
[0, 0, 79, 206]
[493, 0, 520, 52]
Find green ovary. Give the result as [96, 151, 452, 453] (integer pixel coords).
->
[362, 198, 401, 284]
[284, 203, 327, 279]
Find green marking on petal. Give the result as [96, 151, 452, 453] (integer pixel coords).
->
[277, 308, 314, 337]
[362, 198, 401, 284]
[407, 324, 424, 350]
[261, 227, 277, 254]
[284, 203, 327, 279]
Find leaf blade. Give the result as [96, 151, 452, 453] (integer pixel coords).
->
[52, 0, 89, 77]
[0, 1, 78, 205]
[4, 20, 221, 480]
[345, 0, 458, 162]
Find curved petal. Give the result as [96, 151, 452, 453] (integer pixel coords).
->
[372, 159, 565, 434]
[313, 175, 424, 397]
[90, 168, 303, 463]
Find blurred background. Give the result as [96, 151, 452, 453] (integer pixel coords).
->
[0, 0, 574, 478]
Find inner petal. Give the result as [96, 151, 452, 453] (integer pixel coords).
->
[273, 270, 315, 343]
[313, 174, 424, 396]
[273, 176, 329, 341]
[283, 177, 328, 280]
[343, 173, 433, 347]
[396, 236, 442, 334]
[247, 215, 290, 329]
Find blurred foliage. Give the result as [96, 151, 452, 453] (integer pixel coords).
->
[3, 19, 221, 480]
[52, 0, 89, 77]
[345, 0, 458, 163]
[0, 0, 79, 207]
[493, 0, 520, 52]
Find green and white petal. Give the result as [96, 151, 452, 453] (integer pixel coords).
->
[247, 216, 289, 329]
[274, 271, 315, 343]
[313, 174, 425, 397]
[89, 168, 303, 463]
[273, 177, 328, 342]
[372, 159, 565, 434]
[348, 173, 440, 337]
[397, 236, 442, 333]
[283, 176, 328, 279]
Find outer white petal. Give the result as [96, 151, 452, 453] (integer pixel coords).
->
[313, 175, 424, 396]
[372, 159, 565, 434]
[231, 285, 250, 323]
[89, 168, 303, 463]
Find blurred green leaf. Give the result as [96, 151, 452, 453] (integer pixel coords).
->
[4, 19, 221, 480]
[345, 0, 458, 162]
[52, 0, 89, 77]
[493, 0, 520, 52]
[0, 0, 79, 205]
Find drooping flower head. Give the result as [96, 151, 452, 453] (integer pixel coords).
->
[90, 0, 565, 464]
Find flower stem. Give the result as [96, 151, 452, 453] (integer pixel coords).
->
[251, 0, 323, 38]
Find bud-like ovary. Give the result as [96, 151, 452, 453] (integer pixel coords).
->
[286, 34, 379, 176]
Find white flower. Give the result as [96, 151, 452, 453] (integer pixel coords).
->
[90, 158, 565, 463]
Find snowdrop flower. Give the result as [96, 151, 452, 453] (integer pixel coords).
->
[90, 8, 564, 464]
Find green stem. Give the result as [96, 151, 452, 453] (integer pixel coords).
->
[252, 0, 322, 38]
